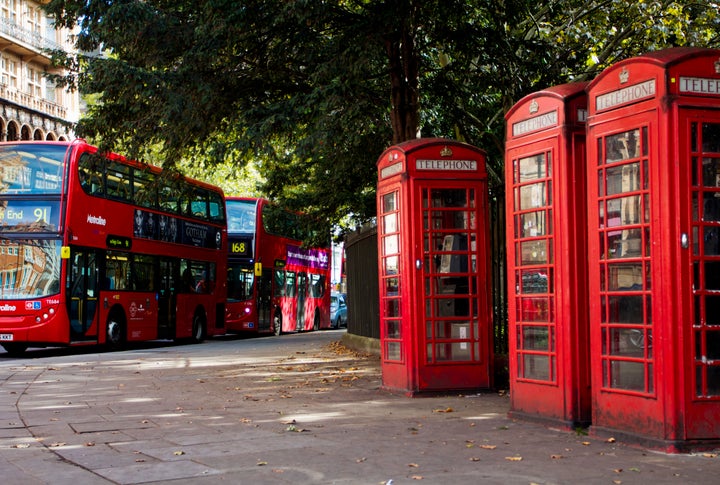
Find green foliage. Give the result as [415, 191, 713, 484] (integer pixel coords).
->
[44, 0, 720, 243]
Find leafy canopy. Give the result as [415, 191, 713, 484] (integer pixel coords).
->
[45, 0, 720, 242]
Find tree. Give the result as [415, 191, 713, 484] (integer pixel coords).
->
[45, 0, 720, 242]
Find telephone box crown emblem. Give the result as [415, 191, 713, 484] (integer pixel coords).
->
[715, 57, 720, 74]
[440, 146, 453, 157]
[529, 100, 539, 114]
[619, 67, 629, 84]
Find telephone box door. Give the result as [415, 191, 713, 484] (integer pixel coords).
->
[413, 181, 492, 390]
[680, 109, 720, 439]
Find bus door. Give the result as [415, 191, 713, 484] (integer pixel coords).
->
[296, 272, 308, 331]
[68, 249, 100, 342]
[257, 269, 272, 331]
[157, 259, 177, 339]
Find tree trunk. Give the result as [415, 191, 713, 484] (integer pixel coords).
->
[385, 20, 419, 145]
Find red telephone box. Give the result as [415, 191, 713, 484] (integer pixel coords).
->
[586, 47, 720, 450]
[504, 83, 591, 427]
[376, 138, 493, 395]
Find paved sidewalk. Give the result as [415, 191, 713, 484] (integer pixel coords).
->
[1, 334, 719, 484]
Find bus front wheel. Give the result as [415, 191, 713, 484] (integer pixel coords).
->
[106, 312, 126, 350]
[273, 310, 282, 336]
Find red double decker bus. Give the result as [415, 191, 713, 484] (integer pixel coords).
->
[225, 197, 331, 335]
[0, 140, 227, 355]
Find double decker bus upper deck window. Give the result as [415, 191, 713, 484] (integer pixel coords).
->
[0, 145, 67, 233]
[0, 144, 66, 196]
[227, 199, 257, 233]
[77, 152, 225, 225]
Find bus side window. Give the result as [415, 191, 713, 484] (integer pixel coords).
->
[274, 270, 285, 297]
[105, 252, 129, 290]
[106, 161, 132, 201]
[133, 255, 156, 291]
[78, 154, 104, 195]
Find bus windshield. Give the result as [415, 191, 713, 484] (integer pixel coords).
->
[0, 239, 62, 300]
[227, 199, 257, 233]
[0, 144, 67, 195]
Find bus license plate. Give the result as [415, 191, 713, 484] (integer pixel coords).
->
[0, 334, 14, 341]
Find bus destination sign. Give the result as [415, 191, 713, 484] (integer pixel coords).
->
[106, 235, 132, 250]
[229, 236, 253, 257]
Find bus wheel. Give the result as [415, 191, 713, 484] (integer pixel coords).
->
[2, 343, 28, 357]
[273, 311, 282, 336]
[191, 313, 206, 343]
[106, 312, 126, 350]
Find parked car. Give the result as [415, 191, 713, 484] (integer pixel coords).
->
[330, 292, 348, 328]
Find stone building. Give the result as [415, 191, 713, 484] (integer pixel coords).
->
[0, 0, 79, 141]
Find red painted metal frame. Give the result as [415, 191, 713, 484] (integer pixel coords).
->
[504, 82, 591, 427]
[376, 138, 492, 395]
[586, 47, 720, 450]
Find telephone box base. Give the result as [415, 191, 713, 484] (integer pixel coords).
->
[508, 410, 590, 432]
[590, 426, 720, 454]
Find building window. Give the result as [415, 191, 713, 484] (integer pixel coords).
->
[26, 65, 41, 97]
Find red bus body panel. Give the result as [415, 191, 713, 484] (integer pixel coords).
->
[225, 197, 331, 335]
[0, 140, 227, 351]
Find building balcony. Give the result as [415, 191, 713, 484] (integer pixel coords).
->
[0, 82, 67, 119]
[0, 17, 65, 64]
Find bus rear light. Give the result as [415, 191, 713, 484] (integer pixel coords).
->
[35, 316, 41, 323]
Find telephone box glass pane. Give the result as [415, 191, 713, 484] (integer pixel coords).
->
[385, 277, 399, 295]
[704, 227, 720, 255]
[608, 360, 645, 391]
[383, 234, 398, 255]
[385, 342, 401, 361]
[519, 154, 546, 182]
[519, 182, 547, 209]
[703, 193, 720, 221]
[605, 163, 640, 195]
[607, 263, 643, 291]
[703, 123, 720, 152]
[384, 255, 398, 273]
[383, 213, 397, 233]
[522, 355, 550, 380]
[519, 240, 548, 264]
[382, 193, 396, 212]
[430, 188, 468, 207]
[520, 211, 547, 237]
[521, 270, 548, 293]
[607, 295, 644, 323]
[606, 129, 641, 163]
[386, 299, 400, 318]
[386, 320, 401, 338]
